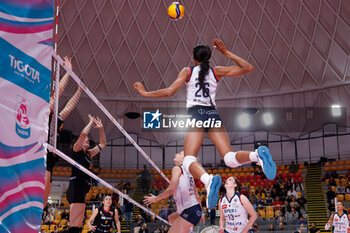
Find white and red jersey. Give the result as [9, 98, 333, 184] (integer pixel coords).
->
[220, 193, 248, 233]
[185, 66, 219, 108]
[333, 213, 349, 233]
[173, 166, 199, 214]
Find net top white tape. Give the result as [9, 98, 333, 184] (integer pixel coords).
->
[46, 144, 170, 225]
[51, 51, 170, 184]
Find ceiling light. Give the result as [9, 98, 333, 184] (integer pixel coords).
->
[331, 105, 341, 117]
[263, 112, 273, 125]
[238, 113, 250, 128]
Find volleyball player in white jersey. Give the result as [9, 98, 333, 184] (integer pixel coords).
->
[134, 39, 276, 209]
[144, 152, 202, 233]
[325, 201, 350, 233]
[219, 176, 257, 233]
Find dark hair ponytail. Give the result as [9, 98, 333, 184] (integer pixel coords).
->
[193, 44, 214, 105]
[199, 60, 210, 97]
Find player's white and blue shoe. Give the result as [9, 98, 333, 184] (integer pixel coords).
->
[206, 174, 222, 209]
[257, 146, 276, 180]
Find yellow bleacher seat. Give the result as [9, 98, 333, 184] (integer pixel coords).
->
[335, 179, 340, 186]
[345, 194, 350, 201]
[337, 160, 345, 165]
[243, 168, 249, 172]
[61, 219, 68, 226]
[83, 225, 90, 231]
[258, 209, 265, 218]
[82, 230, 89, 233]
[341, 178, 347, 186]
[337, 194, 344, 201]
[53, 219, 60, 225]
[250, 186, 256, 193]
[266, 211, 274, 218]
[50, 225, 56, 231]
[41, 225, 49, 232]
[93, 168, 100, 173]
[236, 168, 242, 172]
[52, 171, 59, 176]
[266, 206, 274, 212]
[224, 168, 230, 173]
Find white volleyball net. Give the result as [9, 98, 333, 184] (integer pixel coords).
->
[48, 52, 171, 225]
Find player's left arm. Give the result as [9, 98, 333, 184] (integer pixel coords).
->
[219, 198, 225, 233]
[114, 208, 121, 233]
[144, 166, 181, 205]
[134, 67, 189, 98]
[87, 117, 106, 157]
[240, 195, 258, 233]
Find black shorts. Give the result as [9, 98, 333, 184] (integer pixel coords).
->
[66, 177, 91, 204]
[46, 114, 63, 174]
[46, 151, 58, 172]
[179, 204, 202, 225]
[187, 106, 222, 132]
[46, 151, 59, 182]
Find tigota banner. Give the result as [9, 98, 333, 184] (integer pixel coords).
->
[0, 0, 53, 232]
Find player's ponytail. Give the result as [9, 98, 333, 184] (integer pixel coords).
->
[193, 44, 214, 105]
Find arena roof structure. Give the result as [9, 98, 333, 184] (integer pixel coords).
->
[56, 0, 350, 144]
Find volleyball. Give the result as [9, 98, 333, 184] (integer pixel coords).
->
[167, 2, 184, 20]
